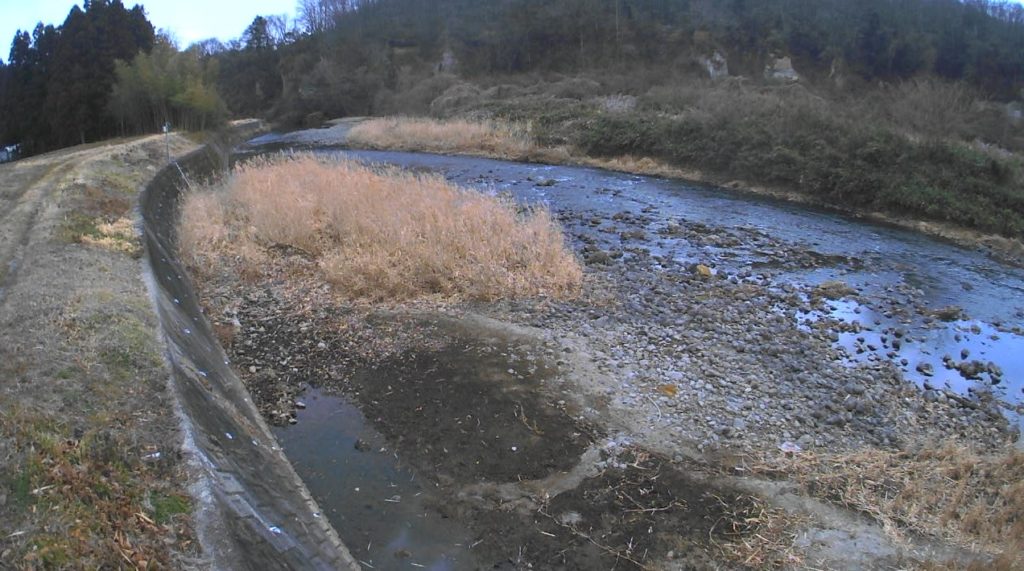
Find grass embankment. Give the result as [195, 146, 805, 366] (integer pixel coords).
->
[0, 135, 198, 568]
[2, 405, 192, 568]
[348, 79, 1024, 241]
[179, 154, 581, 301]
[758, 442, 1024, 568]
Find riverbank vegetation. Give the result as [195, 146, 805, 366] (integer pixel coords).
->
[179, 155, 582, 301]
[237, 0, 1024, 239]
[349, 74, 1024, 238]
[757, 442, 1024, 567]
[346, 117, 539, 159]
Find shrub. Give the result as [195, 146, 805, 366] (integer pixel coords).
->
[179, 155, 582, 301]
[572, 84, 1024, 237]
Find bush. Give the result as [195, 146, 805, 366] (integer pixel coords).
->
[570, 82, 1024, 237]
[179, 155, 582, 301]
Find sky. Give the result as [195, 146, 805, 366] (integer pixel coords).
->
[0, 0, 296, 58]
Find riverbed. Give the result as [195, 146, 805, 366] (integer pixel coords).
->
[214, 135, 1024, 569]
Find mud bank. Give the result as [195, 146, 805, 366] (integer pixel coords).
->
[220, 294, 788, 569]
[139, 126, 358, 569]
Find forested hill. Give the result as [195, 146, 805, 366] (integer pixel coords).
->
[2, 0, 1024, 155]
[321, 0, 1024, 90]
[223, 0, 1024, 122]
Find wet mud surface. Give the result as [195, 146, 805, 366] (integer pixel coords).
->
[228, 291, 755, 569]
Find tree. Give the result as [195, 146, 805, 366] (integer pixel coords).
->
[108, 35, 227, 134]
[243, 16, 274, 50]
[297, 0, 354, 34]
[0, 1, 155, 152]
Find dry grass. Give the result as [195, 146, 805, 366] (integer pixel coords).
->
[179, 154, 582, 301]
[714, 495, 808, 569]
[347, 116, 548, 160]
[756, 442, 1024, 565]
[1, 403, 194, 569]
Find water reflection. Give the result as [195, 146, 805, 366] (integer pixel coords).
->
[272, 388, 472, 570]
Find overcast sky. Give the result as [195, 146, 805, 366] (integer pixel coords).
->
[0, 0, 297, 58]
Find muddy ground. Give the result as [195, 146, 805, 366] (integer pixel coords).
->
[0, 134, 200, 568]
[205, 278, 784, 569]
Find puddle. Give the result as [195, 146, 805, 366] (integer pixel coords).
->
[252, 309, 770, 568]
[798, 295, 1024, 429]
[273, 387, 475, 569]
[274, 386, 747, 570]
[261, 313, 602, 568]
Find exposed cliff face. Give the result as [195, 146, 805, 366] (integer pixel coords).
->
[765, 56, 800, 82]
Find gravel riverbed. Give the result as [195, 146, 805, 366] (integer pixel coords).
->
[202, 201, 1017, 459]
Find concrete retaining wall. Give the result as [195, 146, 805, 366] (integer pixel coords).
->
[140, 130, 358, 570]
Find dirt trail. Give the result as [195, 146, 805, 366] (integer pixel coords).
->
[0, 146, 107, 299]
[0, 134, 201, 568]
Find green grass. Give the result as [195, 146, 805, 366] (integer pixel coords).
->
[100, 170, 139, 194]
[28, 536, 72, 567]
[7, 463, 38, 509]
[55, 365, 80, 380]
[0, 408, 188, 568]
[57, 212, 104, 244]
[150, 492, 191, 524]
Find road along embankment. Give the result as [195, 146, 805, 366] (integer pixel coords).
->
[139, 129, 359, 570]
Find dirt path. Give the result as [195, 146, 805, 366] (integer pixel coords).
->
[0, 134, 202, 568]
[0, 145, 107, 300]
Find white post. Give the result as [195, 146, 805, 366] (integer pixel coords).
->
[163, 122, 171, 162]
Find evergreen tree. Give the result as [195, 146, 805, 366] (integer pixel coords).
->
[0, 1, 154, 153]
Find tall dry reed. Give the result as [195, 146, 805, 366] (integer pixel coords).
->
[178, 154, 581, 301]
[347, 117, 536, 158]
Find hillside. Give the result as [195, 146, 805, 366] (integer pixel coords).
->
[202, 0, 1024, 242]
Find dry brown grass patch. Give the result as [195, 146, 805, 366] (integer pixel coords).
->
[348, 117, 546, 160]
[0, 405, 194, 568]
[756, 442, 1024, 565]
[714, 495, 808, 569]
[179, 154, 582, 301]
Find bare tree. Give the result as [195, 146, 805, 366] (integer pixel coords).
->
[296, 0, 354, 34]
[265, 14, 295, 45]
